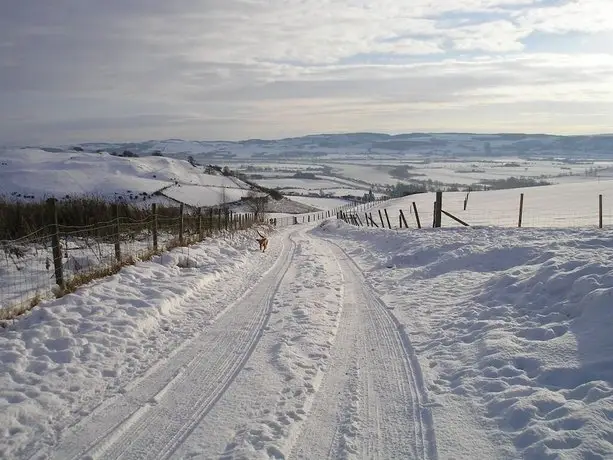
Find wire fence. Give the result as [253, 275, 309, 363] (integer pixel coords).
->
[0, 198, 385, 320]
[0, 202, 258, 320]
[340, 191, 613, 230]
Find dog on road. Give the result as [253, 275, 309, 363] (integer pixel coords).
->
[256, 230, 268, 252]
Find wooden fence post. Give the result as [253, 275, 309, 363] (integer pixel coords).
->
[365, 212, 370, 227]
[412, 202, 422, 229]
[433, 202, 436, 228]
[378, 209, 385, 228]
[441, 210, 470, 227]
[217, 208, 222, 231]
[518, 193, 524, 228]
[114, 203, 121, 262]
[464, 191, 470, 211]
[198, 207, 204, 240]
[434, 191, 443, 228]
[384, 209, 392, 229]
[152, 203, 158, 251]
[369, 213, 379, 228]
[599, 194, 603, 229]
[399, 209, 408, 229]
[179, 203, 184, 245]
[47, 198, 64, 288]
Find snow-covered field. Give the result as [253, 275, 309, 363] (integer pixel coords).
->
[162, 184, 251, 208]
[284, 196, 352, 210]
[369, 180, 613, 229]
[0, 148, 250, 204]
[3, 141, 613, 458]
[317, 221, 613, 459]
[235, 158, 611, 193]
[3, 205, 613, 459]
[255, 178, 350, 191]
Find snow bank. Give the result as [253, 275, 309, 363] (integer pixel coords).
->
[0, 228, 284, 458]
[316, 221, 613, 459]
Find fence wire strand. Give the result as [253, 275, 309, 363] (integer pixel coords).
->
[0, 201, 363, 320]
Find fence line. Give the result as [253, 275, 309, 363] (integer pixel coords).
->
[0, 197, 384, 320]
[338, 191, 613, 231]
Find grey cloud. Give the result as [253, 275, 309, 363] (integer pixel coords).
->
[0, 0, 611, 144]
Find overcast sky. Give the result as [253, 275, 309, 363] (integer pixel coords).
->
[1, 0, 612, 144]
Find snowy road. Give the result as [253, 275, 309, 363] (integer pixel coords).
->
[289, 241, 437, 460]
[35, 224, 435, 460]
[8, 211, 613, 460]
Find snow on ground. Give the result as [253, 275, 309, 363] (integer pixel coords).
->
[315, 174, 370, 189]
[315, 220, 613, 460]
[170, 230, 346, 459]
[371, 180, 613, 229]
[330, 164, 399, 185]
[323, 188, 386, 198]
[0, 148, 249, 203]
[285, 196, 352, 210]
[255, 178, 350, 191]
[3, 177, 613, 459]
[411, 160, 601, 186]
[161, 184, 251, 208]
[0, 227, 285, 459]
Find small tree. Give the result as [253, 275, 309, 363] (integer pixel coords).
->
[244, 190, 268, 219]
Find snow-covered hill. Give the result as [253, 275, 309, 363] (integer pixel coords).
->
[3, 138, 613, 459]
[39, 132, 613, 161]
[370, 179, 613, 229]
[3, 213, 613, 459]
[0, 148, 251, 206]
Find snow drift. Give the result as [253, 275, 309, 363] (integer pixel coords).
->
[316, 220, 613, 459]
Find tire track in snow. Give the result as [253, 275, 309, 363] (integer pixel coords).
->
[201, 229, 346, 459]
[290, 235, 438, 459]
[27, 230, 289, 460]
[45, 230, 298, 460]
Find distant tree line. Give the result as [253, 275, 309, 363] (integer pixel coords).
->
[385, 176, 552, 198]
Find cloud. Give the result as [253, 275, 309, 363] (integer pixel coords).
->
[519, 0, 613, 34]
[0, 0, 612, 143]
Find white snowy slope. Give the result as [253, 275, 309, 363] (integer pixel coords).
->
[0, 228, 287, 459]
[317, 221, 613, 460]
[284, 195, 353, 210]
[2, 197, 613, 459]
[0, 148, 249, 203]
[371, 179, 613, 229]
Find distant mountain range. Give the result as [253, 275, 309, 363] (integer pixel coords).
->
[31, 132, 613, 159]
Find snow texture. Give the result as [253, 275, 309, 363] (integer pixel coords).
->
[2, 183, 613, 459]
[316, 220, 613, 459]
[371, 179, 613, 229]
[0, 148, 250, 205]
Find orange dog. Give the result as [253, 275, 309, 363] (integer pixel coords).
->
[256, 230, 268, 252]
